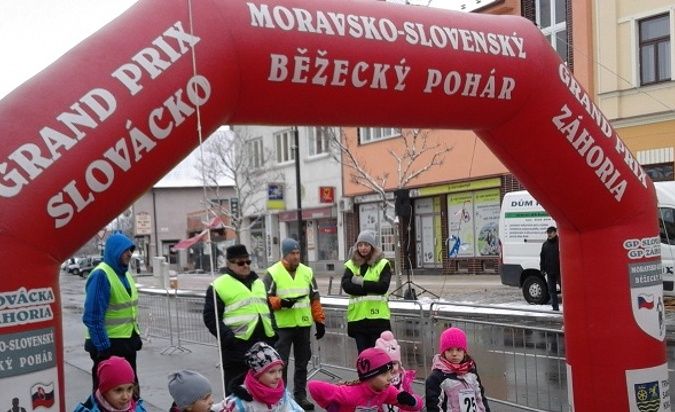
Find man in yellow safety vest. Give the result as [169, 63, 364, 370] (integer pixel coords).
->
[83, 233, 142, 393]
[203, 244, 276, 394]
[263, 238, 325, 411]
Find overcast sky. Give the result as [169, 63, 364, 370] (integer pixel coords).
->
[0, 0, 485, 99]
[0, 0, 139, 99]
[0, 0, 476, 186]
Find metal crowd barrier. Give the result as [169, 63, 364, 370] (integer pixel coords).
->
[137, 289, 567, 411]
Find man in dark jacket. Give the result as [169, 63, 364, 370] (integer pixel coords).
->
[82, 233, 142, 392]
[540, 226, 561, 311]
[203, 244, 276, 394]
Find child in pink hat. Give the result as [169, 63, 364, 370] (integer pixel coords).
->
[73, 356, 146, 412]
[425, 327, 490, 412]
[375, 331, 418, 412]
[308, 347, 423, 412]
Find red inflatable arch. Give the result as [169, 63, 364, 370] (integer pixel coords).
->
[0, 1, 669, 410]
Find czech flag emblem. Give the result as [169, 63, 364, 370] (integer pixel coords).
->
[637, 294, 655, 310]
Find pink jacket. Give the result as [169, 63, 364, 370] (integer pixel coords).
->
[382, 369, 417, 412]
[308, 380, 422, 412]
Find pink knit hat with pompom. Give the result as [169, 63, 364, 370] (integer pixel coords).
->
[374, 331, 401, 363]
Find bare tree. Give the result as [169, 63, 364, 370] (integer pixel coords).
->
[326, 127, 452, 289]
[328, 127, 452, 225]
[197, 128, 282, 242]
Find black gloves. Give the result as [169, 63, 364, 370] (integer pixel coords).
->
[280, 298, 297, 308]
[230, 384, 253, 401]
[314, 322, 325, 340]
[396, 391, 416, 407]
[96, 348, 112, 361]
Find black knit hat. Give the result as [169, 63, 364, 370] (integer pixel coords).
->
[226, 244, 249, 260]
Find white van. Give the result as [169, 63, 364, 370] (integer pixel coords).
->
[499, 182, 675, 304]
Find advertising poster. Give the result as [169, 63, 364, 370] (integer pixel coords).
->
[473, 189, 500, 256]
[447, 193, 474, 257]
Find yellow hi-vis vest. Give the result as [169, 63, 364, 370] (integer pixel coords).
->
[345, 258, 391, 322]
[212, 274, 274, 340]
[267, 261, 313, 328]
[86, 262, 140, 338]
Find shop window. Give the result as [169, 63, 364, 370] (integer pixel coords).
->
[447, 189, 500, 258]
[317, 219, 338, 260]
[644, 162, 674, 182]
[162, 240, 179, 264]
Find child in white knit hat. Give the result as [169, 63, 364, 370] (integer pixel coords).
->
[168, 370, 215, 412]
[375, 331, 418, 412]
[223, 342, 303, 411]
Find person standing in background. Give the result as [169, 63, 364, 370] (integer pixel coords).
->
[341, 230, 392, 353]
[83, 233, 142, 393]
[540, 226, 561, 311]
[263, 238, 326, 411]
[203, 244, 276, 394]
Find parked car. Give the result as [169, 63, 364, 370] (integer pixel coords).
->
[72, 256, 102, 278]
[64, 257, 81, 275]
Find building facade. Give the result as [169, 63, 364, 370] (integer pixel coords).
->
[131, 147, 236, 272]
[231, 125, 345, 272]
[594, 0, 674, 182]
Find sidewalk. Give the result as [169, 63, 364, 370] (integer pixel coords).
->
[135, 270, 509, 300]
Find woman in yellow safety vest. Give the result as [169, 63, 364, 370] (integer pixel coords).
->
[341, 230, 392, 353]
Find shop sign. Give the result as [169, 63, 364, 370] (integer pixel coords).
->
[319, 186, 335, 203]
[135, 212, 152, 235]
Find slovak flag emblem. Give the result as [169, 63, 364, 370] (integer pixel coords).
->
[31, 382, 55, 409]
[637, 294, 654, 310]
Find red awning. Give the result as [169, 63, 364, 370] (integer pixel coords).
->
[172, 230, 208, 251]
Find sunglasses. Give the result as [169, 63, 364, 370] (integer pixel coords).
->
[231, 260, 252, 267]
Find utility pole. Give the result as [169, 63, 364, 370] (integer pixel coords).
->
[293, 126, 305, 259]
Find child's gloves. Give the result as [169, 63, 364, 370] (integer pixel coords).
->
[396, 391, 417, 407]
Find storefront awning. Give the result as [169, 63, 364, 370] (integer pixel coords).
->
[277, 206, 336, 222]
[172, 229, 208, 251]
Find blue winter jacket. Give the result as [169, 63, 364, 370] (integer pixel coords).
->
[73, 394, 146, 412]
[82, 233, 136, 351]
